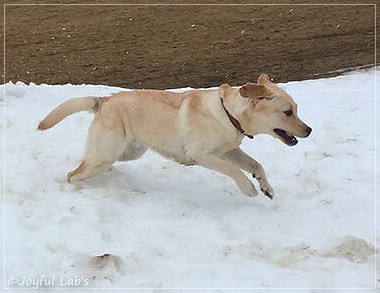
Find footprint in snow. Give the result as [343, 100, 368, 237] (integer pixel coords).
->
[321, 236, 375, 263]
[274, 243, 316, 268]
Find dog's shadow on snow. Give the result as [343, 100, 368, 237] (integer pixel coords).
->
[62, 161, 271, 212]
[66, 166, 147, 198]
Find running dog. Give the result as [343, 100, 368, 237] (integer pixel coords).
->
[38, 74, 312, 199]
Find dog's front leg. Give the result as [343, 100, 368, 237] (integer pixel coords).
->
[190, 153, 258, 197]
[221, 148, 274, 199]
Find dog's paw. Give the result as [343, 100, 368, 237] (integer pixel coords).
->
[239, 181, 258, 197]
[260, 185, 274, 200]
[67, 171, 75, 183]
[67, 170, 80, 183]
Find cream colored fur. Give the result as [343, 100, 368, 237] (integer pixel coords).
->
[38, 74, 311, 198]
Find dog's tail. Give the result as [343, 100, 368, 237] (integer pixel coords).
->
[37, 97, 101, 131]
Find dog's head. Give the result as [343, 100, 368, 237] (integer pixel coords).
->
[222, 74, 312, 146]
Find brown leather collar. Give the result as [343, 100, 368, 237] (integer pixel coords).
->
[220, 98, 253, 139]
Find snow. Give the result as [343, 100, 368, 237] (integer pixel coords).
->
[1, 69, 378, 291]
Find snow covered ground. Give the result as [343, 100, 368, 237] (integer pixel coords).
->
[1, 69, 378, 291]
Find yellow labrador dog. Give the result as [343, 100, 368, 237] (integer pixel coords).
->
[38, 74, 311, 199]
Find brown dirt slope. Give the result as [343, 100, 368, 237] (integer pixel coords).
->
[2, 1, 378, 89]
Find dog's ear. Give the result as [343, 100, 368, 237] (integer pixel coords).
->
[257, 73, 270, 85]
[219, 83, 231, 98]
[239, 82, 272, 99]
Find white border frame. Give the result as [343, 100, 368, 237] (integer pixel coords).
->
[2, 3, 377, 291]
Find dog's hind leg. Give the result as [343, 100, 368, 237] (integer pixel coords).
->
[221, 148, 274, 199]
[118, 138, 147, 162]
[67, 120, 126, 183]
[67, 161, 114, 183]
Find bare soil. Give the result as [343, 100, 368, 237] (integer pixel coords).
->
[2, 3, 377, 89]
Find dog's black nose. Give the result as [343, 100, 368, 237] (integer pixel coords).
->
[305, 126, 312, 137]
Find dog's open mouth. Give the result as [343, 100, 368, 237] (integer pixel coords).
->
[274, 129, 298, 146]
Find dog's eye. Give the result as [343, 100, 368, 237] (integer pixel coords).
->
[284, 110, 293, 116]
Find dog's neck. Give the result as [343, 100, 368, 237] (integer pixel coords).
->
[220, 97, 253, 139]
